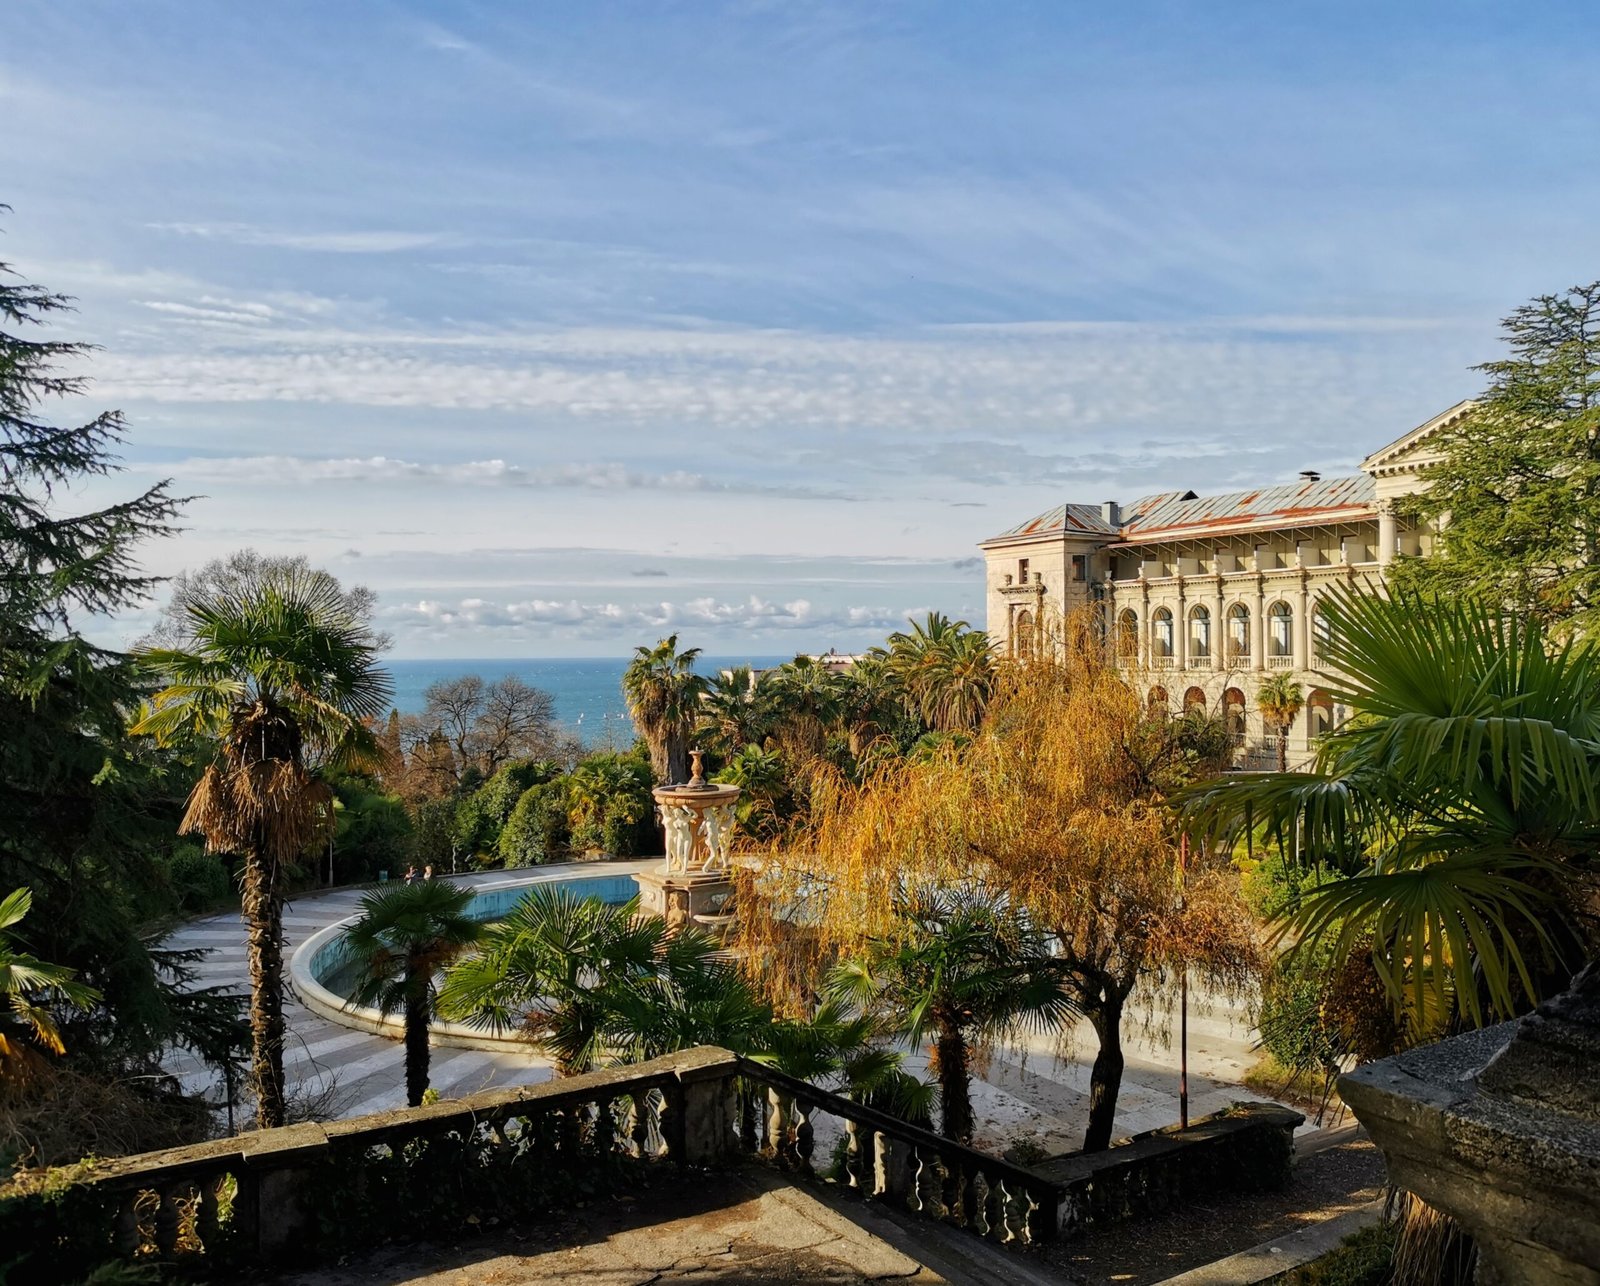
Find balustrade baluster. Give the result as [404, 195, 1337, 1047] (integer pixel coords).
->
[967, 1171, 990, 1236]
[794, 1099, 815, 1176]
[198, 1175, 225, 1251]
[940, 1159, 963, 1223]
[991, 1177, 1014, 1242]
[629, 1091, 651, 1158]
[1015, 1186, 1039, 1246]
[871, 1130, 891, 1200]
[904, 1146, 925, 1214]
[112, 1192, 141, 1257]
[154, 1182, 184, 1255]
[661, 1081, 686, 1162]
[843, 1118, 861, 1190]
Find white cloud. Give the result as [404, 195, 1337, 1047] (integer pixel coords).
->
[161, 454, 848, 499]
[391, 594, 914, 638]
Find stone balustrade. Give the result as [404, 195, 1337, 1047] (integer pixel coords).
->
[4, 1046, 1303, 1282]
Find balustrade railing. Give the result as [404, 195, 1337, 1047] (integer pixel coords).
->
[735, 1058, 1062, 1244]
[1266, 654, 1296, 669]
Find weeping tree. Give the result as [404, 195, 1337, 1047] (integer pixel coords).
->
[788, 613, 1261, 1151]
[134, 567, 391, 1128]
[344, 880, 481, 1106]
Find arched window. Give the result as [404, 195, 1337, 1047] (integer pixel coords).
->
[1147, 685, 1169, 718]
[1268, 601, 1293, 661]
[1311, 604, 1332, 667]
[1183, 685, 1207, 713]
[1224, 686, 1247, 742]
[1014, 609, 1034, 660]
[1308, 688, 1335, 739]
[1152, 607, 1174, 659]
[1188, 604, 1211, 660]
[1116, 608, 1139, 660]
[1226, 603, 1250, 660]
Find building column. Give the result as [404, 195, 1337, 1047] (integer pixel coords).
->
[1103, 577, 1117, 666]
[1212, 579, 1226, 672]
[1377, 499, 1397, 566]
[1251, 576, 1266, 673]
[1175, 580, 1188, 670]
[1140, 580, 1152, 668]
[1293, 574, 1310, 672]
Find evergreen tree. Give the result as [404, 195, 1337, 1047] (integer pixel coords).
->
[1395, 281, 1600, 637]
[0, 238, 213, 1071]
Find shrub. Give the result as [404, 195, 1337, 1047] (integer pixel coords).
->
[499, 781, 570, 866]
[166, 845, 232, 913]
[1274, 1221, 1396, 1284]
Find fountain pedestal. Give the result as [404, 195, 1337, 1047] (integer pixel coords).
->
[632, 750, 742, 936]
[1340, 962, 1600, 1283]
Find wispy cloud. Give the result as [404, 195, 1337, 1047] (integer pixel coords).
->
[162, 453, 852, 499]
[148, 222, 455, 254]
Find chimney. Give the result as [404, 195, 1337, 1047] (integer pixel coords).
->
[1101, 500, 1120, 527]
[1299, 470, 1321, 484]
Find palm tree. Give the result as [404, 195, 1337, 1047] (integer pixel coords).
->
[697, 665, 776, 760]
[623, 635, 708, 785]
[1256, 672, 1305, 772]
[826, 885, 1076, 1144]
[134, 565, 391, 1128]
[715, 744, 789, 840]
[1181, 587, 1600, 1030]
[440, 885, 769, 1072]
[768, 654, 845, 761]
[344, 880, 482, 1106]
[884, 613, 997, 734]
[0, 887, 99, 1083]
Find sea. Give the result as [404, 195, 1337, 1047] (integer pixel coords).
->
[381, 655, 792, 748]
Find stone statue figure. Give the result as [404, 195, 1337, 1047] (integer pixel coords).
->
[660, 804, 698, 875]
[700, 803, 736, 874]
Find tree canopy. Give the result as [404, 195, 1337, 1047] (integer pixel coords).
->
[1395, 281, 1600, 639]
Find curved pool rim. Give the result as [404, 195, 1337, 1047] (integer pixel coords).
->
[288, 860, 652, 1052]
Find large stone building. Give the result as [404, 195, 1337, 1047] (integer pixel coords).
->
[979, 400, 1470, 763]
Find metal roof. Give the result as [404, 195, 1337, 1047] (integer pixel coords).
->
[986, 474, 1376, 546]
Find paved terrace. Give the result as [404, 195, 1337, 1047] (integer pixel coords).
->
[160, 859, 1305, 1151]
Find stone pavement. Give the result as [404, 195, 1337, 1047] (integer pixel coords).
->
[272, 1168, 948, 1285]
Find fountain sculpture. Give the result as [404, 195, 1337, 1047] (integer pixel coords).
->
[630, 749, 742, 935]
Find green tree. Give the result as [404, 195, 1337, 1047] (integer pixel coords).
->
[623, 635, 708, 785]
[344, 880, 481, 1106]
[134, 565, 391, 1128]
[1181, 587, 1600, 1030]
[1394, 282, 1600, 638]
[881, 612, 997, 735]
[566, 750, 654, 855]
[0, 887, 100, 1082]
[1256, 672, 1305, 773]
[0, 243, 208, 1075]
[715, 744, 790, 841]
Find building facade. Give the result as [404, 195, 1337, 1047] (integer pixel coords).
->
[978, 401, 1471, 763]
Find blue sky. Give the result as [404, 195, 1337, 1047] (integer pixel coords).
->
[7, 1, 1597, 656]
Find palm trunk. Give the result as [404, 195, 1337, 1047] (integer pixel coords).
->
[404, 972, 431, 1107]
[1275, 726, 1288, 773]
[934, 1021, 973, 1144]
[244, 847, 287, 1130]
[1083, 991, 1125, 1153]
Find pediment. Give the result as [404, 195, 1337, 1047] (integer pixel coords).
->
[1361, 399, 1475, 476]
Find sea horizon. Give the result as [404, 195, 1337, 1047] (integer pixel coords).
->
[381, 653, 796, 748]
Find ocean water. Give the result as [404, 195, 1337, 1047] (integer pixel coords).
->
[381, 655, 791, 747]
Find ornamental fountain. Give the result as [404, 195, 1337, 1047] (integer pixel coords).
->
[631, 749, 742, 935]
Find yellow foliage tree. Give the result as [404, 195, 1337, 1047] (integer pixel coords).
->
[763, 614, 1261, 1151]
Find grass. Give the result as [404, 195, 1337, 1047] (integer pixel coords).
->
[1271, 1221, 1395, 1285]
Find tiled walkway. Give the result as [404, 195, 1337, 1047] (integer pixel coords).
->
[162, 863, 1296, 1150]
